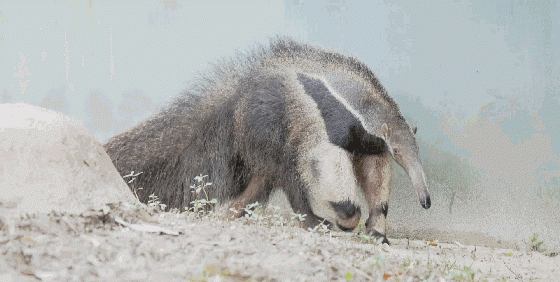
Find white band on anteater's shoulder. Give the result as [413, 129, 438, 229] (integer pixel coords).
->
[297, 72, 369, 132]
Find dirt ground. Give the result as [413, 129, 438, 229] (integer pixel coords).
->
[1, 201, 558, 282]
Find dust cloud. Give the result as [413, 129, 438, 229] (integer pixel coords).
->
[387, 93, 560, 253]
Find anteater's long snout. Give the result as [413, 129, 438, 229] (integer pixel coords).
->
[420, 192, 431, 209]
[408, 162, 431, 210]
[330, 200, 362, 231]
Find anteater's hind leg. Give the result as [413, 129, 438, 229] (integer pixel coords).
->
[227, 176, 272, 219]
[354, 153, 393, 244]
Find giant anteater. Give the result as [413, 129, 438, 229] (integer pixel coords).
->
[104, 37, 431, 241]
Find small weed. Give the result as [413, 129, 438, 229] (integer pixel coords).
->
[357, 234, 373, 243]
[168, 207, 181, 214]
[462, 266, 476, 280]
[230, 202, 293, 228]
[147, 193, 167, 211]
[123, 170, 167, 212]
[529, 233, 544, 252]
[355, 221, 366, 233]
[290, 212, 307, 223]
[345, 271, 353, 281]
[444, 265, 483, 281]
[242, 201, 266, 222]
[123, 171, 143, 201]
[357, 233, 385, 245]
[188, 174, 218, 218]
[440, 259, 458, 274]
[267, 205, 287, 227]
[358, 221, 365, 229]
[191, 174, 213, 199]
[307, 219, 330, 235]
[364, 254, 386, 268]
[190, 198, 218, 218]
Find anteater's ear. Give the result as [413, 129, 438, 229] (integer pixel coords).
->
[381, 123, 390, 140]
[412, 126, 418, 135]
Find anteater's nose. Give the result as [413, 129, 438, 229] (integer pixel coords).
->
[330, 200, 361, 231]
[421, 195, 431, 209]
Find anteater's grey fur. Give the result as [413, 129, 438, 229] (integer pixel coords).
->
[104, 37, 430, 237]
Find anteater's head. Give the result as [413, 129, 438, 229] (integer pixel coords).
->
[297, 71, 430, 213]
[380, 122, 431, 209]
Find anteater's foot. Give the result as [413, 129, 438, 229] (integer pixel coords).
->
[366, 229, 390, 245]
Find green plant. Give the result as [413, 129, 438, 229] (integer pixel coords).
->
[190, 174, 212, 199]
[122, 170, 143, 201]
[357, 233, 385, 245]
[345, 271, 353, 281]
[188, 174, 218, 217]
[529, 233, 544, 251]
[364, 254, 386, 268]
[168, 207, 181, 214]
[228, 202, 311, 229]
[290, 212, 307, 223]
[244, 203, 301, 228]
[307, 219, 330, 235]
[242, 201, 266, 222]
[147, 193, 167, 211]
[443, 265, 489, 282]
[267, 205, 287, 227]
[354, 221, 366, 233]
[461, 266, 475, 281]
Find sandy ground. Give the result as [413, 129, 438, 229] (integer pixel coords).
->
[2, 104, 559, 281]
[1, 202, 558, 282]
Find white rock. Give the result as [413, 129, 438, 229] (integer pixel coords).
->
[0, 103, 137, 215]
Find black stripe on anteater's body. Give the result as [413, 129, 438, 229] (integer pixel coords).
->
[104, 37, 431, 238]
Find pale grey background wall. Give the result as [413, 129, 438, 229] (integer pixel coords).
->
[1, 0, 559, 251]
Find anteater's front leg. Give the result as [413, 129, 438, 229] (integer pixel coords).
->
[227, 176, 271, 219]
[354, 153, 393, 244]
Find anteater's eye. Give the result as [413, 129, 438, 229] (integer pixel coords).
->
[393, 148, 399, 155]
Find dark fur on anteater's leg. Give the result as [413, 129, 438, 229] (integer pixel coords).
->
[354, 153, 393, 244]
[227, 176, 274, 219]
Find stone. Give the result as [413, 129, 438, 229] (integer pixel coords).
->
[0, 103, 137, 215]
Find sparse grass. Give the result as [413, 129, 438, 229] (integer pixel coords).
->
[365, 254, 386, 268]
[290, 212, 307, 223]
[353, 221, 392, 245]
[307, 219, 330, 235]
[115, 173, 524, 281]
[356, 221, 365, 231]
[444, 266, 486, 281]
[228, 201, 309, 229]
[121, 171, 317, 232]
[529, 233, 544, 252]
[123, 170, 144, 201]
[187, 174, 218, 218]
[357, 233, 385, 245]
[147, 193, 167, 211]
[189, 265, 251, 282]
